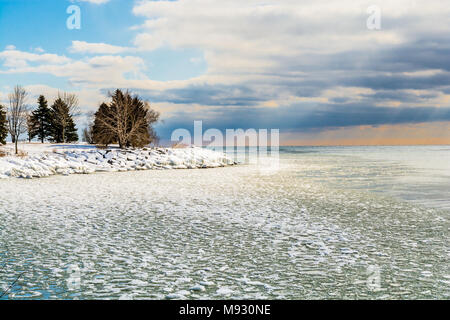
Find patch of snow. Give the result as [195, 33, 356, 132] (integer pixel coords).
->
[0, 144, 235, 179]
[216, 287, 234, 296]
[189, 285, 206, 292]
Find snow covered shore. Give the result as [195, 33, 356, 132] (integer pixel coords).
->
[0, 144, 235, 179]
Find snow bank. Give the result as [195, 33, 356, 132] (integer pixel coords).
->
[0, 147, 235, 179]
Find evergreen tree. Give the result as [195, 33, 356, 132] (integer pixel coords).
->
[26, 113, 38, 142]
[0, 105, 8, 145]
[92, 103, 117, 146]
[30, 95, 52, 143]
[49, 98, 79, 143]
[65, 116, 79, 143]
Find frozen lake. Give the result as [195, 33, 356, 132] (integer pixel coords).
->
[0, 146, 449, 299]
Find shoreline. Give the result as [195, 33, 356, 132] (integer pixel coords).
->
[0, 145, 236, 179]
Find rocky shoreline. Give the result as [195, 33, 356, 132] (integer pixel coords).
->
[0, 147, 235, 179]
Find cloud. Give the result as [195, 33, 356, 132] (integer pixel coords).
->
[155, 102, 450, 135]
[134, 83, 275, 106]
[71, 0, 111, 4]
[128, 0, 450, 129]
[0, 48, 147, 87]
[0, 50, 70, 68]
[69, 41, 133, 55]
[280, 122, 450, 146]
[3, 0, 450, 143]
[131, 0, 423, 72]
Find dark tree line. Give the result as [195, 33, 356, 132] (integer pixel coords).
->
[89, 89, 159, 148]
[1, 87, 159, 152]
[0, 86, 79, 153]
[28, 95, 79, 143]
[0, 104, 8, 145]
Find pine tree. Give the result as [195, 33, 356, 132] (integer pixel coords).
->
[65, 116, 79, 143]
[0, 105, 8, 145]
[92, 103, 117, 146]
[26, 113, 38, 142]
[30, 95, 52, 143]
[49, 98, 79, 143]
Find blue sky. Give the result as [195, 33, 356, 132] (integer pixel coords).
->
[0, 0, 206, 88]
[1, 0, 450, 145]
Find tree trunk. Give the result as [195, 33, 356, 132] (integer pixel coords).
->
[11, 135, 16, 144]
[41, 122, 44, 143]
[15, 139, 18, 155]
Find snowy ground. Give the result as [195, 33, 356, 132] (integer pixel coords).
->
[0, 143, 235, 179]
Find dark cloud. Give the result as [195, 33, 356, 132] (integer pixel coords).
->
[104, 32, 450, 140]
[344, 72, 450, 91]
[134, 84, 278, 106]
[155, 103, 450, 139]
[132, 35, 450, 112]
[361, 90, 440, 102]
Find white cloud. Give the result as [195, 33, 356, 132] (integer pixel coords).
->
[69, 41, 133, 54]
[126, 0, 450, 105]
[71, 0, 111, 4]
[190, 57, 202, 64]
[0, 49, 147, 89]
[0, 50, 70, 69]
[22, 84, 107, 113]
[131, 0, 438, 76]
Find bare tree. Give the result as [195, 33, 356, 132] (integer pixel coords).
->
[58, 92, 80, 117]
[7, 85, 29, 154]
[82, 126, 94, 144]
[146, 105, 160, 145]
[82, 112, 95, 144]
[93, 90, 159, 148]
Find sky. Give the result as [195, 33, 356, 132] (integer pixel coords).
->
[1, 0, 450, 145]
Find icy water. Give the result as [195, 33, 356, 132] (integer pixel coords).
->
[0, 146, 449, 299]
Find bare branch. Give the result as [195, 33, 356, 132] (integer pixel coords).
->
[7, 85, 29, 154]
